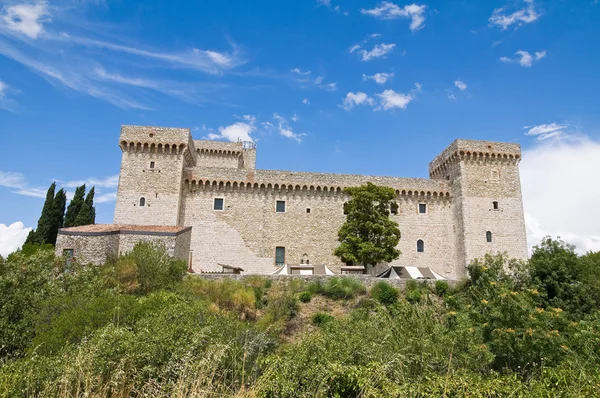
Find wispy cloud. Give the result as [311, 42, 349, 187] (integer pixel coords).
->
[361, 2, 427, 32]
[362, 72, 394, 84]
[59, 175, 119, 189]
[341, 91, 374, 110]
[273, 113, 306, 143]
[0, 78, 16, 111]
[316, 0, 341, 13]
[302, 98, 310, 105]
[489, 0, 541, 30]
[524, 123, 568, 140]
[500, 50, 546, 67]
[291, 68, 311, 76]
[454, 80, 467, 90]
[352, 43, 396, 61]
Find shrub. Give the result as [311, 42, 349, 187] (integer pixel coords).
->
[308, 277, 366, 300]
[299, 291, 312, 303]
[312, 312, 334, 326]
[434, 280, 449, 297]
[370, 281, 399, 305]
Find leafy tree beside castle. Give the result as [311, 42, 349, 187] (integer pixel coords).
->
[334, 182, 401, 268]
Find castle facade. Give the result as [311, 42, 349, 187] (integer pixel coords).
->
[56, 125, 528, 280]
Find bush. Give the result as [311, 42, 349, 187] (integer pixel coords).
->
[434, 280, 449, 297]
[299, 291, 312, 303]
[308, 277, 366, 300]
[370, 281, 399, 305]
[312, 312, 334, 326]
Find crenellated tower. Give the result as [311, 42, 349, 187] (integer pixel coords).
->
[429, 139, 528, 273]
[114, 126, 196, 226]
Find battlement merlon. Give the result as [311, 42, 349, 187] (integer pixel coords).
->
[118, 125, 197, 166]
[428, 139, 522, 179]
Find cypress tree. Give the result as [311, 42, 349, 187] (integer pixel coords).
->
[48, 189, 67, 245]
[64, 184, 85, 228]
[27, 182, 56, 245]
[74, 186, 96, 226]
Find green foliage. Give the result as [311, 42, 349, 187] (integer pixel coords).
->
[311, 312, 334, 326]
[73, 186, 96, 226]
[63, 184, 85, 228]
[370, 281, 399, 305]
[103, 241, 187, 295]
[434, 280, 450, 297]
[307, 277, 366, 300]
[334, 182, 401, 267]
[298, 291, 312, 303]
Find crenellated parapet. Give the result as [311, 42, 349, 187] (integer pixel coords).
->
[429, 139, 522, 180]
[119, 125, 197, 167]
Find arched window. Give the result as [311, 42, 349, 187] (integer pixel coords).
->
[486, 231, 492, 243]
[493, 201, 499, 210]
[417, 240, 424, 253]
[139, 197, 146, 207]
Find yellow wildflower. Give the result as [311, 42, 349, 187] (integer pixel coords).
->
[529, 289, 539, 295]
[500, 293, 507, 297]
[481, 299, 489, 305]
[529, 314, 536, 320]
[510, 291, 518, 296]
[448, 311, 457, 316]
[506, 328, 515, 334]
[535, 308, 544, 313]
[468, 327, 475, 333]
[490, 281, 497, 286]
[553, 308, 563, 314]
[561, 345, 569, 351]
[482, 266, 489, 271]
[526, 328, 534, 336]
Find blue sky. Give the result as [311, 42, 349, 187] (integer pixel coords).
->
[1, 0, 600, 256]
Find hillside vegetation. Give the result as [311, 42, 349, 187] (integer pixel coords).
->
[1, 239, 600, 397]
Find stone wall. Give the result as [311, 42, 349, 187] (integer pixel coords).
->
[55, 233, 119, 265]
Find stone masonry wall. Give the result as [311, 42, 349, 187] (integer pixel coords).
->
[180, 186, 459, 279]
[55, 233, 119, 265]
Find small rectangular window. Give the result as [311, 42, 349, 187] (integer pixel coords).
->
[390, 202, 399, 215]
[419, 203, 427, 214]
[275, 247, 285, 266]
[150, 161, 155, 169]
[493, 201, 499, 210]
[276, 200, 286, 213]
[306, 208, 311, 214]
[213, 198, 224, 211]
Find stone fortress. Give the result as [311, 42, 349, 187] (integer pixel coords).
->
[56, 125, 528, 280]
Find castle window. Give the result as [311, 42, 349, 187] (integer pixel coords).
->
[63, 249, 74, 267]
[343, 202, 349, 215]
[486, 231, 493, 243]
[306, 208, 311, 214]
[214, 198, 224, 211]
[275, 247, 285, 266]
[150, 161, 155, 169]
[390, 202, 399, 215]
[139, 197, 146, 207]
[419, 203, 427, 214]
[276, 200, 286, 213]
[493, 201, 499, 210]
[417, 240, 425, 253]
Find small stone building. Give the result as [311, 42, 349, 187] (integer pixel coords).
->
[55, 224, 191, 265]
[55, 125, 529, 280]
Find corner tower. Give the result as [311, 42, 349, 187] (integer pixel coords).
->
[114, 126, 196, 226]
[429, 139, 528, 272]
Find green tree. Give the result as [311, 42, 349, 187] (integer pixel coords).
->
[48, 189, 67, 245]
[73, 186, 96, 226]
[334, 182, 401, 268]
[64, 184, 85, 228]
[25, 183, 56, 245]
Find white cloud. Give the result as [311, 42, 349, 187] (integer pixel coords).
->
[316, 0, 341, 12]
[341, 91, 374, 110]
[323, 82, 337, 91]
[500, 50, 546, 67]
[0, 80, 6, 96]
[95, 192, 117, 203]
[361, 2, 427, 31]
[454, 80, 467, 90]
[0, 222, 32, 257]
[363, 72, 394, 84]
[1, 1, 50, 39]
[314, 76, 324, 84]
[208, 121, 256, 143]
[524, 123, 567, 140]
[61, 175, 119, 189]
[291, 68, 311, 75]
[273, 113, 305, 143]
[291, 113, 299, 122]
[376, 89, 414, 110]
[521, 135, 600, 254]
[302, 98, 310, 105]
[0, 171, 46, 198]
[357, 43, 396, 61]
[349, 44, 361, 53]
[489, 0, 540, 30]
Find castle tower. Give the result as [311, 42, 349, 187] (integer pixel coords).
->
[114, 126, 196, 226]
[429, 140, 528, 273]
